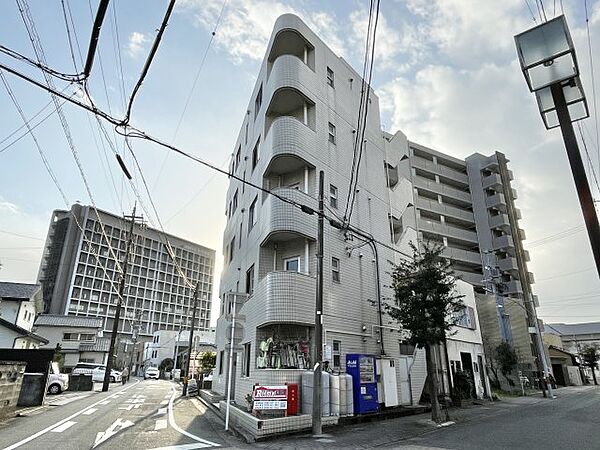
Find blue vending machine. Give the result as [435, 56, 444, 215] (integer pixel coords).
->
[346, 353, 379, 414]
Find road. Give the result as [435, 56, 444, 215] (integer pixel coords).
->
[0, 379, 245, 450]
[402, 385, 600, 450]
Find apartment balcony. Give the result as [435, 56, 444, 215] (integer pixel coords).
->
[442, 247, 482, 265]
[518, 228, 526, 240]
[482, 154, 500, 170]
[411, 157, 469, 185]
[503, 279, 523, 295]
[522, 249, 531, 261]
[260, 187, 317, 245]
[413, 176, 471, 203]
[482, 173, 503, 190]
[253, 271, 316, 327]
[418, 218, 478, 244]
[498, 256, 519, 273]
[456, 270, 484, 286]
[507, 169, 514, 181]
[514, 208, 522, 220]
[489, 213, 510, 231]
[511, 188, 518, 200]
[492, 234, 515, 250]
[266, 54, 316, 115]
[528, 272, 535, 284]
[485, 193, 507, 212]
[264, 115, 317, 168]
[416, 197, 475, 223]
[268, 28, 315, 72]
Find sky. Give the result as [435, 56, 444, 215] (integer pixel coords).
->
[1, 0, 600, 326]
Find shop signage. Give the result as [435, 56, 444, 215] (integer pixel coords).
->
[252, 385, 288, 411]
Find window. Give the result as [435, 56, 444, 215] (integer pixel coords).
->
[79, 334, 95, 342]
[329, 184, 338, 209]
[399, 341, 416, 356]
[284, 257, 300, 272]
[219, 350, 224, 374]
[333, 340, 341, 368]
[242, 342, 251, 377]
[255, 85, 263, 119]
[235, 146, 241, 169]
[245, 122, 249, 145]
[239, 223, 243, 248]
[455, 306, 477, 329]
[246, 264, 255, 295]
[327, 66, 334, 87]
[229, 236, 235, 262]
[331, 257, 340, 282]
[248, 197, 258, 230]
[328, 122, 336, 144]
[232, 190, 238, 214]
[63, 333, 79, 341]
[252, 139, 260, 169]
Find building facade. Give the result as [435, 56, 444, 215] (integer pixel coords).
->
[37, 204, 216, 339]
[0, 282, 47, 349]
[410, 144, 540, 373]
[33, 314, 108, 370]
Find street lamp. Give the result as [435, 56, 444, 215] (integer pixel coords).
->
[515, 16, 600, 280]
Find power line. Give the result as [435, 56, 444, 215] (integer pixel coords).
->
[526, 225, 585, 248]
[123, 0, 176, 125]
[153, 0, 229, 190]
[535, 266, 596, 282]
[0, 229, 43, 241]
[523, 0, 538, 22]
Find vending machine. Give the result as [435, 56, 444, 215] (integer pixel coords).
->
[346, 354, 379, 414]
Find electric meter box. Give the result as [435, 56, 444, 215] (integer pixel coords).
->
[346, 353, 379, 414]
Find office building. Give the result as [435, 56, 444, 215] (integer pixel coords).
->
[37, 204, 215, 339]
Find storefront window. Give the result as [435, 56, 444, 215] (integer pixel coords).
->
[256, 324, 312, 369]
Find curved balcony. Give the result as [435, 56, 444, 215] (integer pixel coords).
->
[268, 28, 315, 72]
[264, 115, 317, 169]
[260, 187, 317, 245]
[252, 271, 316, 327]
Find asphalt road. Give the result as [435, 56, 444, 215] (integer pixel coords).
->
[403, 385, 600, 450]
[0, 378, 245, 450]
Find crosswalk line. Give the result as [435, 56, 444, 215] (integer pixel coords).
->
[82, 408, 97, 415]
[154, 419, 168, 431]
[51, 421, 76, 433]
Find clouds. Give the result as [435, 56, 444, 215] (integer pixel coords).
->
[177, 0, 345, 64]
[127, 31, 151, 58]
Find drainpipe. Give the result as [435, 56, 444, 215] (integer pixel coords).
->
[367, 240, 385, 356]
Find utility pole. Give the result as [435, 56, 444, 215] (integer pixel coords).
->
[103, 204, 143, 392]
[182, 281, 200, 396]
[312, 170, 324, 436]
[172, 315, 186, 375]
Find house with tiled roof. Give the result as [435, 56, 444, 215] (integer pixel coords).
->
[33, 314, 107, 370]
[0, 282, 46, 349]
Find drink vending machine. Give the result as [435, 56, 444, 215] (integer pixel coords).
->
[346, 354, 379, 414]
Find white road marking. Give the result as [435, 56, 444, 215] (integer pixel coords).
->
[125, 398, 145, 404]
[119, 403, 142, 411]
[155, 407, 167, 416]
[50, 421, 77, 433]
[167, 384, 219, 447]
[82, 408, 97, 415]
[160, 400, 169, 405]
[98, 400, 111, 405]
[93, 418, 135, 448]
[48, 394, 89, 406]
[154, 419, 168, 430]
[147, 444, 213, 450]
[3, 379, 140, 450]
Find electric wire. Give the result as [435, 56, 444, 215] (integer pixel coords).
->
[0, 229, 44, 241]
[526, 225, 585, 248]
[578, 122, 600, 197]
[153, 0, 229, 191]
[523, 0, 538, 23]
[122, 0, 176, 125]
[15, 0, 124, 274]
[584, 0, 600, 180]
[60, 0, 79, 73]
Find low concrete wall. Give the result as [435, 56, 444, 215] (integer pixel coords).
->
[68, 374, 93, 391]
[17, 373, 46, 407]
[0, 361, 25, 418]
[218, 400, 338, 441]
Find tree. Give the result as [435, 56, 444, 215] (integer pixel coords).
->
[495, 342, 518, 377]
[198, 351, 216, 374]
[387, 242, 464, 423]
[580, 344, 599, 385]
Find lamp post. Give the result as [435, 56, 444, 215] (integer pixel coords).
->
[515, 16, 600, 280]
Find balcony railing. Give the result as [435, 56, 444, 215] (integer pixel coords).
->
[252, 271, 316, 327]
[482, 173, 502, 190]
[489, 213, 510, 230]
[486, 193, 507, 211]
[411, 157, 469, 185]
[413, 176, 471, 203]
[493, 234, 515, 250]
[416, 197, 474, 223]
[418, 218, 478, 243]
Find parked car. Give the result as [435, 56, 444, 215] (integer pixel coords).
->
[47, 362, 69, 395]
[71, 362, 100, 376]
[203, 369, 214, 382]
[91, 366, 122, 383]
[144, 367, 160, 380]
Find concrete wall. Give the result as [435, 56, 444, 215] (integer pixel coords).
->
[0, 361, 25, 418]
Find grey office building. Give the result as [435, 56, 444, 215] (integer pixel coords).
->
[37, 204, 215, 338]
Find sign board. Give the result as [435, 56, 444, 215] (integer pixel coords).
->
[252, 385, 288, 411]
[324, 344, 332, 361]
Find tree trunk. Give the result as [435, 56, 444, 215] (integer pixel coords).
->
[592, 366, 598, 386]
[425, 343, 442, 423]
